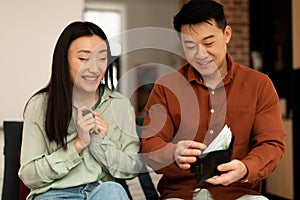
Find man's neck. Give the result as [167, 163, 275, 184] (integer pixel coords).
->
[203, 68, 227, 89]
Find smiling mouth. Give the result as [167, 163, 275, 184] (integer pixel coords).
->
[196, 60, 213, 65]
[82, 76, 99, 81]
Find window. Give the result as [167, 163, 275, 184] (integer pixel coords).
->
[84, 2, 126, 88]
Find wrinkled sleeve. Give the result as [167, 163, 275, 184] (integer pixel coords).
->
[241, 76, 286, 182]
[18, 96, 82, 189]
[140, 82, 178, 174]
[88, 99, 143, 179]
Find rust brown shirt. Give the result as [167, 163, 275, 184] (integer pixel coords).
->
[141, 54, 286, 200]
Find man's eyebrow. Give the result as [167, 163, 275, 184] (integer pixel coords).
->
[183, 40, 197, 45]
[183, 34, 215, 44]
[203, 34, 215, 40]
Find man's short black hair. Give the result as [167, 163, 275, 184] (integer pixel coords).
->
[173, 0, 227, 33]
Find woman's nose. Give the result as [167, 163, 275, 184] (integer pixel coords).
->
[88, 58, 100, 73]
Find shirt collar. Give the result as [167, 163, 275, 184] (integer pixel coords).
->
[101, 86, 124, 102]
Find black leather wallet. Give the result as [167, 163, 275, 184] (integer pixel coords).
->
[190, 137, 235, 183]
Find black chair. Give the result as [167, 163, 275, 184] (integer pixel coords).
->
[2, 119, 159, 200]
[117, 117, 159, 200]
[2, 121, 27, 200]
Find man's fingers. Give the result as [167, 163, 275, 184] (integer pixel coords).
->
[177, 155, 198, 163]
[179, 140, 206, 151]
[180, 148, 202, 156]
[177, 163, 191, 170]
[175, 140, 206, 157]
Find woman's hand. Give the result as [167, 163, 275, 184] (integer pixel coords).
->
[73, 106, 109, 153]
[92, 111, 108, 137]
[74, 106, 95, 153]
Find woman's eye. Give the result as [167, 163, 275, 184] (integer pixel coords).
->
[99, 57, 107, 61]
[79, 57, 89, 61]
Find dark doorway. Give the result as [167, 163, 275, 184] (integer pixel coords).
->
[250, 0, 292, 117]
[250, 1, 294, 199]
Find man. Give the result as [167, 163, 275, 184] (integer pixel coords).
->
[141, 0, 286, 199]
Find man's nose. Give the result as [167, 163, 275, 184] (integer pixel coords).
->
[195, 44, 208, 59]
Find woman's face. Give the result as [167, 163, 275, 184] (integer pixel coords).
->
[68, 35, 108, 94]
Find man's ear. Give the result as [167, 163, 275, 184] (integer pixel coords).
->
[224, 25, 232, 44]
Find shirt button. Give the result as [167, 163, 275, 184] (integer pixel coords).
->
[209, 130, 214, 134]
[210, 109, 215, 113]
[211, 90, 215, 95]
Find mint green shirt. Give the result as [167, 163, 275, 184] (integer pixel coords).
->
[18, 87, 143, 200]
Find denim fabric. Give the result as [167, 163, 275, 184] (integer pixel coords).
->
[193, 189, 214, 200]
[237, 195, 269, 200]
[191, 189, 269, 200]
[34, 181, 130, 200]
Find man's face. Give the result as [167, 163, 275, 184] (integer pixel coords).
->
[180, 19, 231, 79]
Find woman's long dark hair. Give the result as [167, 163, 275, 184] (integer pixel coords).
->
[25, 21, 114, 149]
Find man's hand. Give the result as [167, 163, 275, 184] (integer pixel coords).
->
[205, 159, 248, 185]
[174, 140, 206, 169]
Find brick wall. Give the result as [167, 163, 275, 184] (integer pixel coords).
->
[220, 0, 250, 66]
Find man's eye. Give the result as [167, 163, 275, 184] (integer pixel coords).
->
[185, 46, 197, 50]
[79, 58, 89, 61]
[204, 42, 213, 46]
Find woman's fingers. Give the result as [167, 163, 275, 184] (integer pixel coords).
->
[93, 112, 108, 136]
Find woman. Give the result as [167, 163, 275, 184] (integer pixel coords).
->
[18, 21, 143, 200]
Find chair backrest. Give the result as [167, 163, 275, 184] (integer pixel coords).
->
[1, 119, 159, 200]
[117, 117, 160, 200]
[2, 121, 24, 200]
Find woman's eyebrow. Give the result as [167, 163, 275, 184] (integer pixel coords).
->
[98, 49, 107, 53]
[76, 49, 107, 54]
[77, 49, 91, 53]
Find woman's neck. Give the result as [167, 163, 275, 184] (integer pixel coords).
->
[73, 88, 99, 108]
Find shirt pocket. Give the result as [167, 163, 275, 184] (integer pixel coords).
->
[226, 107, 255, 145]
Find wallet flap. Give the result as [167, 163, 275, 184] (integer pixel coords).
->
[190, 136, 235, 183]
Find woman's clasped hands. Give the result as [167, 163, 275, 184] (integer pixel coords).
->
[75, 106, 108, 149]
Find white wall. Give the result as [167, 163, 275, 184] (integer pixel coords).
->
[0, 0, 183, 125]
[0, 0, 84, 125]
[86, 0, 184, 108]
[0, 2, 181, 196]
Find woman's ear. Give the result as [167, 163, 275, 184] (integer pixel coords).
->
[224, 25, 232, 44]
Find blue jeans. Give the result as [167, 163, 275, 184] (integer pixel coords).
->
[167, 189, 268, 200]
[34, 181, 130, 200]
[191, 189, 268, 200]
